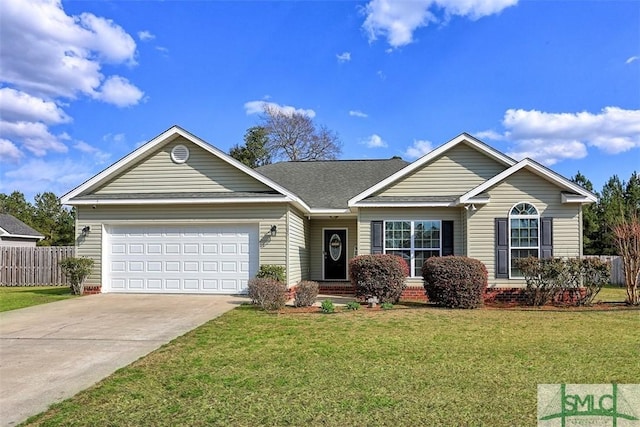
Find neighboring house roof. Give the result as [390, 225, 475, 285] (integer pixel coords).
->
[348, 133, 516, 206]
[61, 125, 312, 212]
[256, 158, 409, 210]
[459, 158, 598, 204]
[0, 214, 44, 240]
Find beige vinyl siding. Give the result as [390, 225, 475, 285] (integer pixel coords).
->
[358, 207, 463, 286]
[309, 218, 357, 281]
[377, 143, 508, 197]
[467, 169, 582, 287]
[76, 203, 287, 287]
[94, 137, 272, 194]
[287, 207, 310, 285]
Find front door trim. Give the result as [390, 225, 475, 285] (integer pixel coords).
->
[322, 227, 348, 280]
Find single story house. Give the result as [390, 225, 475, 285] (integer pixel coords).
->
[0, 214, 44, 247]
[61, 126, 596, 297]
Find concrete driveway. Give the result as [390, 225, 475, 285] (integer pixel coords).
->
[0, 293, 246, 426]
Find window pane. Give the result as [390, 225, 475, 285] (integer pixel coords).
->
[414, 220, 440, 249]
[510, 249, 539, 277]
[414, 250, 439, 277]
[385, 221, 410, 249]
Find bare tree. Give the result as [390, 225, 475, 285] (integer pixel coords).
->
[261, 105, 341, 161]
[612, 214, 640, 305]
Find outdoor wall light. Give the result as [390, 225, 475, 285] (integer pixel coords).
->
[270, 225, 277, 237]
[464, 204, 477, 211]
[82, 226, 90, 237]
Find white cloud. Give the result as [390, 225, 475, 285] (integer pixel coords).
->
[475, 130, 505, 141]
[0, 0, 143, 160]
[404, 139, 433, 159]
[363, 134, 388, 148]
[95, 75, 145, 107]
[0, 88, 71, 124]
[362, 0, 518, 48]
[103, 133, 126, 144]
[0, 158, 95, 198]
[349, 110, 368, 118]
[0, 138, 22, 162]
[138, 30, 155, 42]
[74, 140, 111, 164]
[0, 120, 68, 157]
[479, 107, 640, 165]
[336, 52, 351, 62]
[626, 56, 639, 65]
[377, 70, 386, 80]
[244, 100, 316, 118]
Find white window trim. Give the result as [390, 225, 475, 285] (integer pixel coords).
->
[508, 202, 540, 279]
[383, 220, 442, 277]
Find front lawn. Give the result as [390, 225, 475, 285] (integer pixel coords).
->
[24, 304, 639, 426]
[0, 286, 76, 312]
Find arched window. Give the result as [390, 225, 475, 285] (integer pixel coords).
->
[509, 202, 539, 277]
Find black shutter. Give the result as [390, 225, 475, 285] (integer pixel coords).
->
[495, 218, 508, 278]
[540, 217, 553, 259]
[442, 220, 454, 256]
[371, 221, 383, 254]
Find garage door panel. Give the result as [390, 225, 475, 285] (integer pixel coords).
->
[107, 224, 256, 294]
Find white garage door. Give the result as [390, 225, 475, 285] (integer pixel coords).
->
[105, 224, 258, 294]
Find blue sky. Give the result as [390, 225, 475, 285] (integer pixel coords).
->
[1, 0, 638, 202]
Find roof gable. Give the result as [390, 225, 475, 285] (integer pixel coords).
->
[61, 126, 309, 209]
[93, 136, 272, 195]
[349, 133, 516, 206]
[375, 143, 509, 198]
[459, 158, 598, 204]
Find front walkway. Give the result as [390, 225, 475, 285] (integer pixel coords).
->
[0, 293, 245, 427]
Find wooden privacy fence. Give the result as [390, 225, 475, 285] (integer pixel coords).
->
[584, 255, 625, 286]
[0, 246, 75, 286]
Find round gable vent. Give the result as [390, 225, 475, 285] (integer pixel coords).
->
[171, 144, 190, 164]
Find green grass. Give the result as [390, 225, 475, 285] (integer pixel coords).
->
[24, 304, 639, 426]
[596, 284, 628, 302]
[0, 286, 76, 312]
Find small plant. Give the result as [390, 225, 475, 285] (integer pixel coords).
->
[256, 264, 286, 283]
[294, 280, 319, 307]
[247, 278, 287, 311]
[381, 302, 394, 310]
[59, 257, 94, 295]
[320, 299, 335, 313]
[345, 301, 361, 310]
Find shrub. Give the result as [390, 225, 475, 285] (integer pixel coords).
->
[294, 280, 319, 307]
[321, 299, 335, 313]
[422, 256, 488, 309]
[256, 264, 286, 283]
[516, 257, 610, 306]
[349, 254, 409, 303]
[345, 301, 361, 310]
[247, 278, 287, 311]
[60, 257, 94, 295]
[381, 302, 393, 310]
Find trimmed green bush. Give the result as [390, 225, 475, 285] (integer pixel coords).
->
[60, 257, 94, 295]
[256, 265, 286, 283]
[247, 278, 287, 311]
[345, 301, 361, 310]
[422, 256, 488, 309]
[349, 254, 409, 303]
[294, 280, 319, 307]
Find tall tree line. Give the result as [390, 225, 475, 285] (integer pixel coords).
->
[572, 171, 640, 255]
[0, 191, 75, 246]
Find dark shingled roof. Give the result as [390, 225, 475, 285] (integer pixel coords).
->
[257, 158, 409, 209]
[0, 214, 44, 238]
